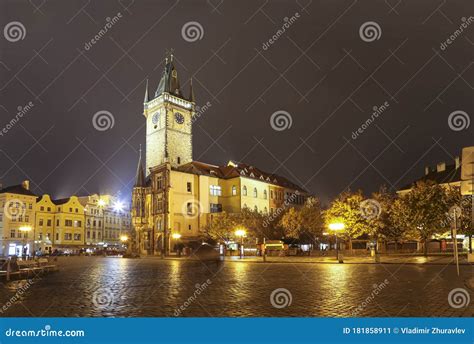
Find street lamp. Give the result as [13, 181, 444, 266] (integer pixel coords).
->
[19, 226, 32, 258]
[120, 235, 129, 242]
[328, 222, 345, 263]
[171, 233, 182, 256]
[235, 228, 246, 259]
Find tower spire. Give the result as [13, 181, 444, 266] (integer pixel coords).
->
[188, 78, 195, 103]
[134, 145, 146, 187]
[144, 79, 150, 103]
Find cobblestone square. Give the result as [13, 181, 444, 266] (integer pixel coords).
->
[0, 257, 472, 317]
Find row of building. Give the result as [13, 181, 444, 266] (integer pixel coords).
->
[0, 181, 131, 257]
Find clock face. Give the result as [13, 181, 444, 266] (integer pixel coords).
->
[152, 112, 159, 124]
[175, 113, 184, 124]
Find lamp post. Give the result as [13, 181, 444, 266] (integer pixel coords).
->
[19, 226, 32, 258]
[171, 233, 182, 256]
[235, 229, 246, 259]
[328, 222, 345, 263]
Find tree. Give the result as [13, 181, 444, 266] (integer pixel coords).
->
[395, 181, 449, 256]
[279, 197, 324, 246]
[446, 187, 474, 253]
[324, 190, 371, 250]
[367, 186, 395, 252]
[204, 211, 238, 242]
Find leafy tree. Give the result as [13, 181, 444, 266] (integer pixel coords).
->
[324, 190, 371, 249]
[204, 211, 238, 242]
[395, 181, 449, 256]
[446, 187, 473, 253]
[367, 186, 395, 252]
[279, 197, 324, 245]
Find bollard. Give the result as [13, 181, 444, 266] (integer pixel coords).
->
[6, 259, 10, 281]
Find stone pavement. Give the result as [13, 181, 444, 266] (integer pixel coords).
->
[0, 256, 471, 317]
[214, 254, 472, 265]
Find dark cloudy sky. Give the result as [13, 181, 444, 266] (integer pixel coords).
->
[0, 0, 473, 203]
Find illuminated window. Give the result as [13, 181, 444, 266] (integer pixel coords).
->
[231, 185, 237, 196]
[209, 185, 222, 196]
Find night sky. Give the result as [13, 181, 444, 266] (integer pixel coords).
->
[0, 0, 472, 204]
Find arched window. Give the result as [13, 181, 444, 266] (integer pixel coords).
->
[232, 185, 237, 196]
[242, 186, 247, 196]
[253, 187, 258, 198]
[263, 190, 267, 199]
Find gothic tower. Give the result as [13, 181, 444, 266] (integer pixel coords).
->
[143, 53, 195, 174]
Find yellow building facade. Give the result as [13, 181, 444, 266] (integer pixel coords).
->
[131, 53, 307, 256]
[0, 181, 37, 256]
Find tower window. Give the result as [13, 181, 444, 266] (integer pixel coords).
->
[253, 188, 258, 198]
[242, 186, 247, 196]
[231, 185, 237, 196]
[177, 157, 181, 164]
[187, 182, 192, 192]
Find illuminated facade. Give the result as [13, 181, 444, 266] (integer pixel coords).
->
[0, 181, 36, 257]
[131, 53, 307, 256]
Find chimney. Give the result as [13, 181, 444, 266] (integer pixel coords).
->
[455, 156, 460, 169]
[22, 180, 30, 190]
[436, 162, 446, 172]
[424, 166, 430, 175]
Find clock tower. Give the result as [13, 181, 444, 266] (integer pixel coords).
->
[143, 53, 195, 174]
